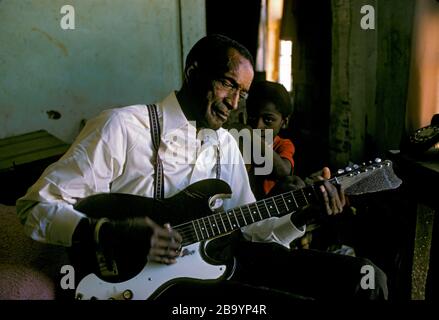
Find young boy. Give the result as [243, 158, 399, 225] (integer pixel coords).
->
[245, 80, 300, 199]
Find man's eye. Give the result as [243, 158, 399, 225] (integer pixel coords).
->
[221, 80, 234, 89]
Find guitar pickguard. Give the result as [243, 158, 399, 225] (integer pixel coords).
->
[75, 242, 229, 300]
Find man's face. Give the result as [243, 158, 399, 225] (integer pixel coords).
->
[192, 49, 254, 130]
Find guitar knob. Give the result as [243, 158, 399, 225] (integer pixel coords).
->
[337, 169, 345, 175]
[123, 289, 133, 300]
[374, 158, 382, 163]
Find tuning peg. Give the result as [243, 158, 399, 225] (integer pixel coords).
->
[345, 166, 352, 172]
[374, 158, 382, 163]
[337, 169, 345, 175]
[353, 164, 359, 170]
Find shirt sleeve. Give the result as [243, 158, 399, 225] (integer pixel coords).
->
[16, 110, 127, 246]
[222, 132, 305, 249]
[275, 137, 295, 173]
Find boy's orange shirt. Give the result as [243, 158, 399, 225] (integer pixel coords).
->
[263, 135, 295, 195]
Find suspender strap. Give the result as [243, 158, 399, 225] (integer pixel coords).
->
[215, 145, 221, 180]
[147, 104, 164, 200]
[147, 104, 222, 199]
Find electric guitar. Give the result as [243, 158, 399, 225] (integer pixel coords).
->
[73, 159, 401, 300]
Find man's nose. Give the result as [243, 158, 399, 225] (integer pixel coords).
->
[227, 91, 240, 110]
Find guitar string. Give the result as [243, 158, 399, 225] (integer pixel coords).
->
[171, 189, 309, 244]
[172, 170, 377, 243]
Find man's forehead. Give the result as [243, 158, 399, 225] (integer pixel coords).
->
[226, 48, 252, 70]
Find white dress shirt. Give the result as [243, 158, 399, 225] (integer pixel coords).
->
[16, 92, 304, 248]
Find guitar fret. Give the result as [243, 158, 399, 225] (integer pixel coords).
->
[207, 216, 216, 237]
[256, 202, 267, 220]
[233, 208, 246, 228]
[242, 206, 252, 224]
[239, 207, 248, 225]
[271, 197, 280, 215]
[221, 212, 232, 232]
[293, 189, 310, 208]
[246, 205, 255, 223]
[218, 212, 227, 233]
[225, 210, 233, 230]
[292, 190, 302, 207]
[201, 218, 210, 239]
[262, 200, 272, 218]
[248, 203, 260, 222]
[255, 203, 263, 220]
[191, 221, 200, 242]
[213, 214, 222, 234]
[232, 210, 241, 227]
[196, 219, 206, 239]
[291, 191, 298, 207]
[274, 195, 287, 213]
[265, 198, 278, 216]
[301, 189, 309, 205]
[281, 194, 289, 212]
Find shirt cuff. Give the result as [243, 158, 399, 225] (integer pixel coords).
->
[272, 213, 306, 248]
[25, 202, 86, 247]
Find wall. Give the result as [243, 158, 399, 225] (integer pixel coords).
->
[330, 0, 414, 168]
[0, 0, 205, 143]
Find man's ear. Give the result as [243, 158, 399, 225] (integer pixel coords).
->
[184, 61, 199, 83]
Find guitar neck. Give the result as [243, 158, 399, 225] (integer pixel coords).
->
[174, 185, 320, 246]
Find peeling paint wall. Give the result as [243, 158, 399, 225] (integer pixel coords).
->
[0, 0, 205, 142]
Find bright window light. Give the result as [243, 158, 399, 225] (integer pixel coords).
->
[279, 40, 292, 91]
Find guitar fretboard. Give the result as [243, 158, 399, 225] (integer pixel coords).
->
[174, 185, 319, 246]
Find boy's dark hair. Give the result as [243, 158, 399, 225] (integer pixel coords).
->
[185, 34, 254, 77]
[246, 81, 293, 118]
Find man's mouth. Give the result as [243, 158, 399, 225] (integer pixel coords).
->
[214, 109, 229, 122]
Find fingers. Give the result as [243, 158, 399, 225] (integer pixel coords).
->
[318, 176, 345, 216]
[322, 167, 331, 180]
[148, 223, 182, 265]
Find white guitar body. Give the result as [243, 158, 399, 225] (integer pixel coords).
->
[75, 242, 229, 300]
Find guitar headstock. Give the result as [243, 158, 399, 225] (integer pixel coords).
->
[333, 158, 402, 195]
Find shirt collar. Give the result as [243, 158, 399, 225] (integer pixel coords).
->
[157, 91, 220, 146]
[158, 91, 190, 136]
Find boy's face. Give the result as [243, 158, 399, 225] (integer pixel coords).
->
[247, 100, 286, 137]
